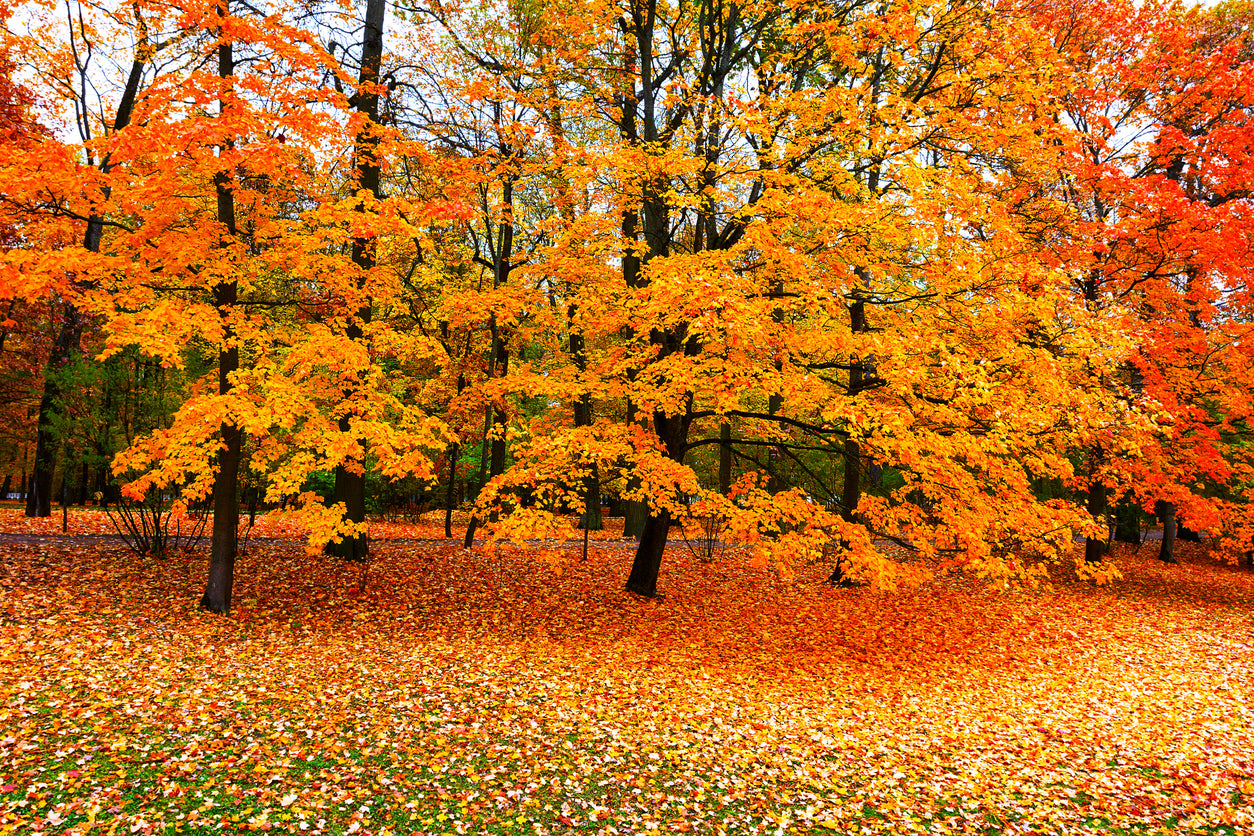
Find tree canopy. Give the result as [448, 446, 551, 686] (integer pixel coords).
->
[2, 0, 1253, 608]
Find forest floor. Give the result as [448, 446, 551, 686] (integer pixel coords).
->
[1, 509, 1252, 836]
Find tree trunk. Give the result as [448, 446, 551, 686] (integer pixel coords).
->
[326, 0, 386, 561]
[622, 497, 647, 540]
[624, 411, 689, 596]
[200, 19, 240, 616]
[1158, 500, 1177, 564]
[444, 443, 459, 539]
[830, 286, 867, 585]
[718, 421, 732, 494]
[625, 508, 671, 596]
[573, 393, 601, 530]
[77, 460, 89, 505]
[569, 327, 601, 531]
[462, 405, 492, 547]
[1084, 481, 1108, 564]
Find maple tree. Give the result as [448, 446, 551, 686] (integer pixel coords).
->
[1038, 0, 1254, 565]
[0, 0, 154, 518]
[420, 0, 1131, 595]
[2, 0, 453, 611]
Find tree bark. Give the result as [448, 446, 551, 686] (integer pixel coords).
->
[718, 421, 731, 494]
[26, 303, 82, 517]
[1084, 480, 1108, 564]
[1158, 500, 1178, 564]
[201, 22, 241, 615]
[326, 0, 386, 561]
[625, 410, 689, 596]
[463, 168, 514, 547]
[830, 284, 868, 585]
[443, 374, 465, 538]
[625, 508, 671, 597]
[569, 328, 601, 530]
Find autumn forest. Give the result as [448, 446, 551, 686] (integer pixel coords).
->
[1, 0, 1253, 833]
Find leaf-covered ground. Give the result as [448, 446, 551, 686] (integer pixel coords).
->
[1, 515, 1252, 836]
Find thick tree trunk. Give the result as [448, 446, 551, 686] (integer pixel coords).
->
[1158, 501, 1177, 564]
[625, 508, 671, 597]
[624, 411, 689, 596]
[622, 498, 647, 540]
[202, 418, 241, 613]
[201, 24, 240, 616]
[1085, 481, 1108, 564]
[325, 411, 369, 562]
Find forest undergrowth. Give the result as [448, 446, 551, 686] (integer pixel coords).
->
[1, 514, 1251, 836]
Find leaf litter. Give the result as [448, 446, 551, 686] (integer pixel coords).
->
[1, 524, 1251, 836]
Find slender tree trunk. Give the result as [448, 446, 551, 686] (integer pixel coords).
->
[201, 18, 241, 615]
[463, 406, 492, 548]
[486, 342, 509, 521]
[444, 374, 465, 539]
[619, 185, 648, 541]
[76, 460, 89, 505]
[464, 168, 515, 547]
[621, 398, 647, 540]
[326, 0, 386, 561]
[718, 422, 732, 494]
[570, 330, 601, 530]
[830, 285, 867, 585]
[1158, 500, 1177, 564]
[25, 305, 81, 517]
[443, 441, 459, 539]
